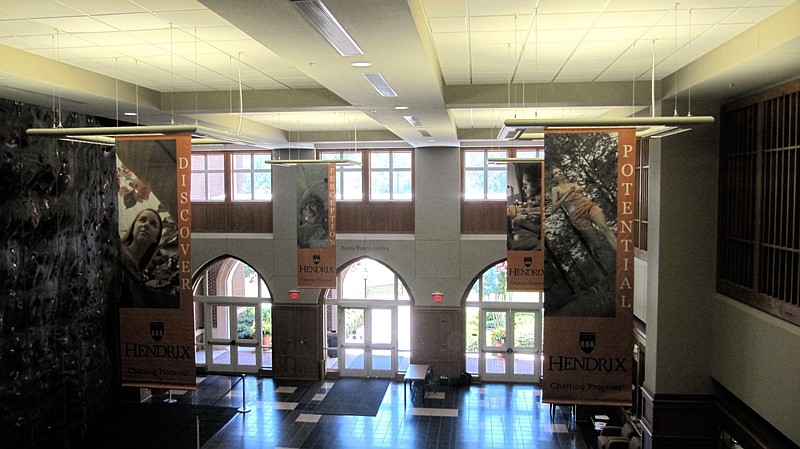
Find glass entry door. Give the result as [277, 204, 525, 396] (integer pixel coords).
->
[204, 303, 261, 374]
[481, 309, 541, 382]
[339, 305, 396, 378]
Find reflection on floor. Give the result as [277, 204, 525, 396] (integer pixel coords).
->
[149, 375, 597, 449]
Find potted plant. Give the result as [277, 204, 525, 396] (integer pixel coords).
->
[261, 307, 272, 348]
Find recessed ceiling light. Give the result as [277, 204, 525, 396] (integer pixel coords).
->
[351, 62, 372, 67]
[123, 112, 138, 116]
[394, 106, 408, 110]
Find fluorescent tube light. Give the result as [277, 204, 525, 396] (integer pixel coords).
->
[291, 0, 363, 56]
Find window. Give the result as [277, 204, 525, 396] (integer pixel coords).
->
[718, 81, 800, 326]
[464, 149, 507, 200]
[369, 150, 412, 201]
[320, 150, 363, 201]
[462, 148, 543, 201]
[191, 153, 225, 201]
[634, 139, 649, 255]
[231, 152, 272, 201]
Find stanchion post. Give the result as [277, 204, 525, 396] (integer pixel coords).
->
[237, 373, 251, 413]
[195, 415, 200, 449]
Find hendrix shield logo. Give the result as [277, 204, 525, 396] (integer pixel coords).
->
[524, 256, 532, 267]
[313, 254, 321, 265]
[579, 332, 596, 354]
[150, 322, 165, 342]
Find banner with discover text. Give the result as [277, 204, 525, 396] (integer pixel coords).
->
[116, 135, 195, 389]
[542, 129, 635, 406]
[297, 163, 336, 288]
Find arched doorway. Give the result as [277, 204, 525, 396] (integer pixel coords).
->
[322, 258, 411, 378]
[465, 260, 543, 382]
[193, 257, 273, 374]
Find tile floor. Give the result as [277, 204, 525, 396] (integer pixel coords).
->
[159, 375, 596, 449]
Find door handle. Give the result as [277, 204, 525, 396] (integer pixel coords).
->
[507, 347, 513, 353]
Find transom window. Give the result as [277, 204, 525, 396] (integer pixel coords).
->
[232, 153, 272, 201]
[191, 153, 225, 201]
[370, 150, 412, 201]
[320, 150, 363, 201]
[463, 148, 543, 200]
[190, 151, 273, 202]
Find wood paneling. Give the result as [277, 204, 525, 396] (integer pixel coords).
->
[271, 304, 321, 380]
[641, 386, 718, 449]
[192, 202, 272, 233]
[411, 307, 465, 379]
[336, 201, 414, 233]
[461, 201, 506, 234]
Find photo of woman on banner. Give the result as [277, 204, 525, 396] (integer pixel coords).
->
[507, 162, 542, 251]
[116, 140, 181, 309]
[544, 132, 618, 317]
[297, 166, 330, 249]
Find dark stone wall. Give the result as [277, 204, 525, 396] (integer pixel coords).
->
[0, 99, 119, 448]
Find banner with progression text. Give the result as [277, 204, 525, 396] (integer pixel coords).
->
[542, 129, 635, 406]
[116, 135, 195, 389]
[297, 163, 337, 288]
[506, 160, 544, 291]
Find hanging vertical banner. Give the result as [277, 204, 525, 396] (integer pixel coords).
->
[506, 160, 545, 291]
[116, 135, 195, 389]
[542, 129, 635, 406]
[297, 163, 336, 288]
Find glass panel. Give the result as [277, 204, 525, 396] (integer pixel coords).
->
[342, 171, 363, 200]
[344, 348, 364, 369]
[393, 171, 412, 199]
[466, 307, 479, 352]
[191, 174, 207, 201]
[464, 151, 485, 168]
[236, 306, 256, 339]
[488, 150, 507, 160]
[513, 312, 536, 348]
[211, 344, 231, 365]
[464, 170, 485, 199]
[513, 353, 536, 376]
[371, 151, 390, 169]
[253, 172, 271, 200]
[394, 152, 412, 168]
[371, 309, 392, 344]
[233, 172, 251, 200]
[481, 264, 506, 302]
[237, 346, 256, 367]
[233, 153, 251, 170]
[191, 154, 207, 170]
[485, 353, 506, 374]
[485, 311, 506, 347]
[371, 349, 392, 371]
[466, 282, 479, 302]
[398, 306, 410, 350]
[487, 169, 507, 199]
[208, 172, 225, 200]
[371, 172, 390, 199]
[253, 153, 271, 169]
[211, 306, 231, 339]
[344, 308, 365, 343]
[261, 302, 273, 369]
[207, 154, 225, 170]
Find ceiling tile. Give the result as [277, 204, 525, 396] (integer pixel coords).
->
[428, 17, 467, 33]
[33, 16, 118, 33]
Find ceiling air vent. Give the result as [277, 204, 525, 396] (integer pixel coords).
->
[291, 0, 363, 56]
[363, 72, 398, 97]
